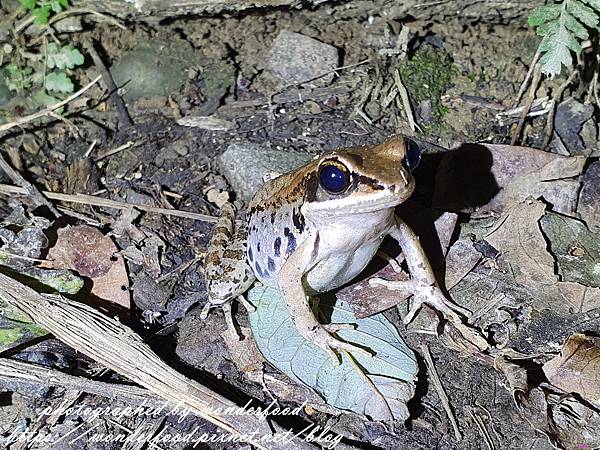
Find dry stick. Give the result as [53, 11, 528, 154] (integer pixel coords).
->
[0, 358, 164, 408]
[541, 69, 579, 148]
[512, 48, 541, 108]
[0, 153, 61, 217]
[0, 183, 218, 223]
[0, 75, 102, 135]
[421, 344, 462, 441]
[510, 63, 542, 146]
[393, 69, 418, 133]
[85, 41, 133, 128]
[0, 274, 316, 450]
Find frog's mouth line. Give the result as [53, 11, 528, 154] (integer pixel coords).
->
[304, 191, 413, 215]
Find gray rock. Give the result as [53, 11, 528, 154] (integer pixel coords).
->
[268, 31, 339, 87]
[554, 98, 594, 153]
[111, 39, 193, 101]
[578, 161, 600, 232]
[218, 141, 312, 202]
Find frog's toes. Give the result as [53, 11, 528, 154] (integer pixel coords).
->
[311, 329, 373, 362]
[237, 295, 256, 313]
[405, 285, 469, 325]
[323, 323, 356, 333]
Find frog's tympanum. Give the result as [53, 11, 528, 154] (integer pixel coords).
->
[202, 136, 472, 361]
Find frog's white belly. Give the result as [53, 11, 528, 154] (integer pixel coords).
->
[305, 239, 381, 292]
[305, 209, 396, 292]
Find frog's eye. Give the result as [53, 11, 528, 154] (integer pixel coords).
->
[403, 139, 421, 172]
[319, 161, 350, 194]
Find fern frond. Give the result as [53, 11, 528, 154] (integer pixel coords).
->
[529, 0, 600, 77]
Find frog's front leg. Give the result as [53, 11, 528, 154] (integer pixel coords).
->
[202, 203, 256, 338]
[371, 216, 471, 325]
[278, 231, 372, 362]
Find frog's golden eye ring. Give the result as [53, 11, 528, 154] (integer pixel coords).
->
[318, 160, 350, 194]
[403, 139, 421, 172]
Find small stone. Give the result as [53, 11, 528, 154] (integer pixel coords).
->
[554, 98, 594, 153]
[111, 38, 194, 101]
[218, 142, 312, 202]
[578, 161, 600, 232]
[268, 31, 339, 87]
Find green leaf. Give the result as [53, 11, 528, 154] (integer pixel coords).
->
[32, 89, 61, 109]
[582, 0, 600, 10]
[50, 0, 66, 12]
[46, 71, 74, 93]
[248, 285, 417, 421]
[540, 33, 575, 76]
[536, 20, 560, 37]
[19, 0, 37, 10]
[567, 0, 599, 27]
[46, 43, 84, 69]
[528, 4, 562, 26]
[31, 5, 51, 25]
[563, 10, 590, 38]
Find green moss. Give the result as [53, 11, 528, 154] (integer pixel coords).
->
[398, 45, 455, 125]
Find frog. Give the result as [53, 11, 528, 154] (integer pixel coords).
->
[202, 136, 476, 361]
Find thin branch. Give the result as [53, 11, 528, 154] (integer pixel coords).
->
[0, 183, 218, 223]
[0, 75, 102, 135]
[510, 64, 542, 146]
[0, 152, 60, 216]
[0, 274, 308, 450]
[421, 344, 462, 441]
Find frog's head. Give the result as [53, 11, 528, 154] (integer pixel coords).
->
[303, 136, 419, 214]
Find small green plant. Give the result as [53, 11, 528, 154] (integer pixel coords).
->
[529, 0, 600, 77]
[19, 0, 69, 25]
[2, 1, 85, 109]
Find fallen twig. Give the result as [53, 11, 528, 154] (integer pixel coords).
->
[86, 40, 132, 128]
[542, 69, 579, 148]
[0, 153, 60, 216]
[510, 64, 542, 146]
[0, 274, 314, 450]
[0, 75, 102, 135]
[0, 183, 218, 223]
[421, 344, 462, 441]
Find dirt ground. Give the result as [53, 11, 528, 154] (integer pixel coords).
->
[0, 1, 598, 450]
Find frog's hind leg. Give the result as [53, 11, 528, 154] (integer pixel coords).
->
[203, 203, 256, 338]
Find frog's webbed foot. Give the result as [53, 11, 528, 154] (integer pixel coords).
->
[369, 278, 470, 325]
[307, 326, 373, 362]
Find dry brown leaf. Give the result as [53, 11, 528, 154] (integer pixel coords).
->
[543, 334, 600, 404]
[44, 225, 130, 311]
[433, 143, 586, 217]
[485, 199, 600, 313]
[519, 386, 600, 449]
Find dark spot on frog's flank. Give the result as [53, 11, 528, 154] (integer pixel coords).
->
[273, 237, 281, 257]
[292, 208, 306, 233]
[267, 257, 276, 272]
[286, 232, 296, 255]
[284, 227, 290, 237]
[309, 232, 320, 264]
[248, 247, 253, 262]
[270, 213, 275, 224]
[255, 261, 264, 278]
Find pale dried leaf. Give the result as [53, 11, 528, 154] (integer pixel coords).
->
[485, 199, 600, 313]
[44, 225, 130, 310]
[543, 333, 600, 403]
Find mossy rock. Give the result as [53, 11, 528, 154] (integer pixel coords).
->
[398, 45, 454, 126]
